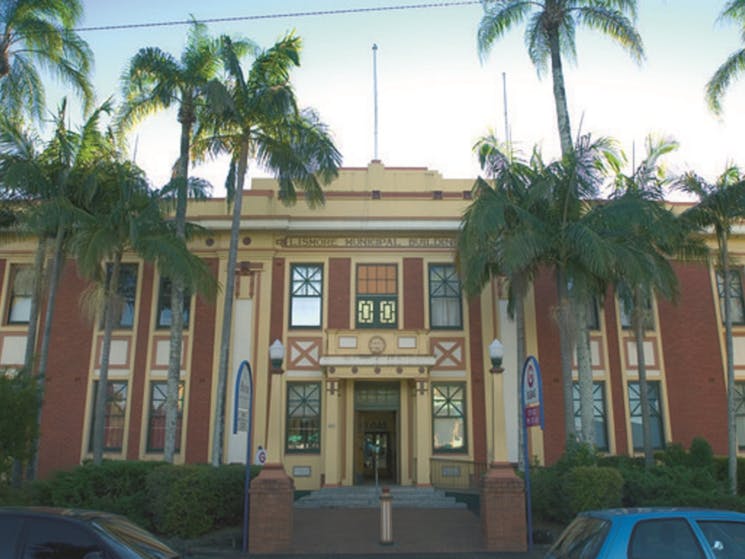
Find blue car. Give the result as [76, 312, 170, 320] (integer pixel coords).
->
[545, 508, 745, 559]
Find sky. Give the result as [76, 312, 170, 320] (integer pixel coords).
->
[50, 1, 745, 197]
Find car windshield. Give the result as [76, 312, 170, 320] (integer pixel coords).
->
[545, 516, 610, 559]
[696, 520, 745, 559]
[91, 516, 179, 559]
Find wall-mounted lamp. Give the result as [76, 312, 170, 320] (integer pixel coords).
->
[269, 339, 285, 374]
[489, 338, 504, 374]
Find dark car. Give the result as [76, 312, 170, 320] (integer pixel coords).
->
[0, 507, 179, 559]
[545, 507, 745, 559]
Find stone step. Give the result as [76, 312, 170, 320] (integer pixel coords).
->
[294, 485, 467, 509]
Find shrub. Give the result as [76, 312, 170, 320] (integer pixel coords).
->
[562, 466, 623, 519]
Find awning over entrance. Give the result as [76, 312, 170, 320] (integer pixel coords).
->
[319, 355, 435, 379]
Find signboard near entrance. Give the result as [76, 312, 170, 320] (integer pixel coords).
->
[521, 356, 544, 429]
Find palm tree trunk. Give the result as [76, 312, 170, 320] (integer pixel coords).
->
[27, 224, 65, 480]
[12, 237, 47, 486]
[548, 28, 573, 156]
[164, 110, 192, 463]
[92, 254, 121, 465]
[575, 300, 594, 446]
[556, 269, 576, 441]
[513, 273, 528, 470]
[633, 285, 654, 469]
[722, 233, 738, 494]
[212, 141, 250, 466]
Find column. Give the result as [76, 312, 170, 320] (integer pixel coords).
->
[414, 378, 432, 485]
[322, 378, 342, 485]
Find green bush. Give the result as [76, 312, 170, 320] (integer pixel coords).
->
[530, 466, 563, 523]
[562, 466, 623, 519]
[43, 460, 164, 528]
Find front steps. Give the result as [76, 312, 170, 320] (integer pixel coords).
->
[294, 485, 467, 509]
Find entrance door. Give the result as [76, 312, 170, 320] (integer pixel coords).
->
[355, 410, 397, 484]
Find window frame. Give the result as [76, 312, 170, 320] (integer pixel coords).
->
[432, 382, 468, 454]
[572, 380, 609, 451]
[355, 263, 398, 329]
[285, 382, 321, 454]
[6, 264, 33, 325]
[735, 382, 745, 450]
[155, 276, 191, 330]
[103, 262, 138, 330]
[618, 291, 655, 331]
[88, 380, 128, 453]
[289, 263, 324, 329]
[628, 380, 665, 451]
[146, 380, 184, 453]
[428, 263, 463, 330]
[716, 269, 745, 326]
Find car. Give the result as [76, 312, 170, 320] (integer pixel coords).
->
[0, 506, 180, 559]
[545, 507, 745, 559]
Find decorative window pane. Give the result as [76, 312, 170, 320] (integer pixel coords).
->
[105, 263, 138, 329]
[572, 381, 609, 450]
[147, 381, 184, 452]
[356, 264, 397, 328]
[286, 382, 321, 453]
[618, 292, 655, 331]
[89, 381, 127, 452]
[429, 264, 462, 329]
[290, 264, 323, 328]
[156, 277, 190, 329]
[716, 270, 745, 325]
[735, 382, 745, 450]
[628, 381, 665, 451]
[7, 265, 33, 324]
[432, 383, 467, 453]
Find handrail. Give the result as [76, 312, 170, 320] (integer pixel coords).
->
[430, 457, 488, 491]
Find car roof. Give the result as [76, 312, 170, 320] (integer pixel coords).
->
[0, 506, 122, 522]
[582, 508, 745, 521]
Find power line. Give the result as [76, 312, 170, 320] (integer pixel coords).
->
[75, 1, 481, 33]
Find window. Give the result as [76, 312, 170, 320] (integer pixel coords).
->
[7, 265, 33, 324]
[156, 277, 190, 329]
[629, 519, 705, 559]
[286, 382, 321, 453]
[432, 383, 467, 453]
[429, 264, 462, 329]
[572, 381, 609, 451]
[716, 270, 745, 325]
[105, 263, 138, 329]
[146, 381, 184, 452]
[618, 292, 655, 330]
[290, 264, 323, 328]
[20, 517, 102, 559]
[356, 264, 397, 328]
[735, 382, 745, 450]
[586, 297, 600, 331]
[628, 380, 665, 451]
[88, 381, 127, 452]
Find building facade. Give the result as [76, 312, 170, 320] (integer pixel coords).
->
[0, 162, 739, 488]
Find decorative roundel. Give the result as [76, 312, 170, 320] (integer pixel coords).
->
[368, 335, 386, 354]
[374, 367, 381, 374]
[351, 366, 358, 374]
[242, 236, 252, 245]
[396, 367, 403, 374]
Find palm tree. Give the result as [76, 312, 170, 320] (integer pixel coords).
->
[597, 136, 703, 467]
[477, 1, 643, 440]
[706, 1, 745, 114]
[677, 166, 745, 494]
[195, 33, 341, 466]
[0, 0, 93, 121]
[72, 153, 216, 464]
[477, 0, 643, 156]
[0, 99, 111, 478]
[119, 21, 222, 462]
[457, 135, 550, 467]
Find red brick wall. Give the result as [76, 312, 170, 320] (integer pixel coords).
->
[468, 296, 487, 463]
[185, 258, 219, 462]
[658, 262, 727, 453]
[327, 258, 350, 329]
[270, 258, 286, 349]
[126, 262, 155, 460]
[38, 261, 94, 478]
[533, 269, 565, 464]
[403, 258, 424, 329]
[603, 286, 629, 455]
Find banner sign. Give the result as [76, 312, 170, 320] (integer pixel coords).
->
[521, 356, 544, 429]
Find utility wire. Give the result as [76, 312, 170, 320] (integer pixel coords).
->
[75, 1, 481, 32]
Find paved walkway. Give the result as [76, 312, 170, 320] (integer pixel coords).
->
[185, 508, 550, 558]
